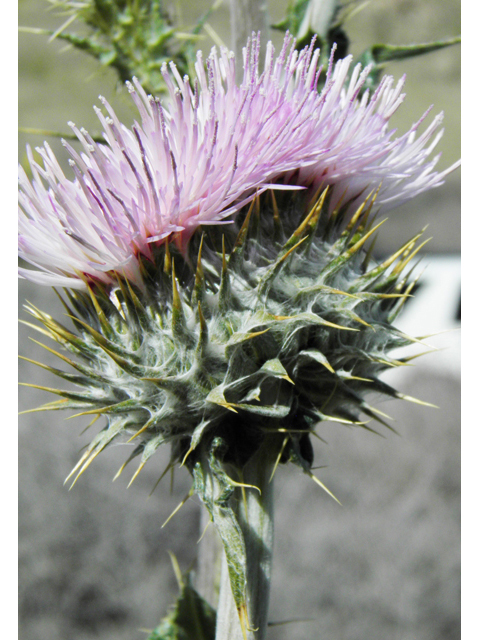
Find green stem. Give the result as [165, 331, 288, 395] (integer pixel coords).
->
[215, 451, 275, 640]
[196, 502, 223, 608]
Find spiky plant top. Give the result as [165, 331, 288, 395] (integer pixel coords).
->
[23, 186, 430, 489]
[21, 185, 434, 624]
[19, 31, 459, 633]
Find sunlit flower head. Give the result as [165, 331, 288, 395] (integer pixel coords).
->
[18, 32, 459, 289]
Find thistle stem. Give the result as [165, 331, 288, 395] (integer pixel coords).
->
[215, 453, 275, 640]
[196, 503, 223, 608]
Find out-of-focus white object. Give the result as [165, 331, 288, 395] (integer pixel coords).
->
[298, 0, 337, 39]
[386, 254, 460, 381]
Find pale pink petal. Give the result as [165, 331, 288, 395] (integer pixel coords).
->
[18, 33, 459, 288]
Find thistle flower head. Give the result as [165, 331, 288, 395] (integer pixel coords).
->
[18, 33, 458, 289]
[20, 32, 461, 623]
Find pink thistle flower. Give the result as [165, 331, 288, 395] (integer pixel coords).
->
[18, 33, 459, 289]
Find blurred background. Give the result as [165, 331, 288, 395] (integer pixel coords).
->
[18, 1, 460, 639]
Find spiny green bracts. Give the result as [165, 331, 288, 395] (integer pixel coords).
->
[21, 187, 433, 624]
[21, 187, 432, 486]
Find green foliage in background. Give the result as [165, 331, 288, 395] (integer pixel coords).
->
[274, 0, 459, 93]
[22, 0, 220, 94]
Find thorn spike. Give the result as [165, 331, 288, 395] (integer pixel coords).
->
[161, 489, 193, 528]
[164, 238, 171, 274]
[192, 234, 205, 305]
[127, 461, 146, 487]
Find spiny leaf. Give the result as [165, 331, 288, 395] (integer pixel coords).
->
[270, 189, 283, 241]
[228, 197, 256, 268]
[63, 314, 135, 359]
[27, 337, 109, 383]
[171, 260, 191, 344]
[113, 445, 143, 482]
[363, 37, 460, 66]
[259, 358, 294, 383]
[356, 228, 427, 288]
[193, 438, 247, 617]
[196, 301, 209, 357]
[191, 234, 206, 306]
[19, 382, 108, 405]
[206, 386, 239, 413]
[321, 219, 387, 281]
[296, 349, 335, 374]
[256, 236, 309, 298]
[164, 237, 172, 274]
[86, 284, 117, 340]
[282, 188, 328, 251]
[19, 355, 103, 388]
[342, 188, 377, 237]
[234, 401, 291, 418]
[18, 398, 70, 415]
[218, 235, 231, 312]
[146, 569, 216, 640]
